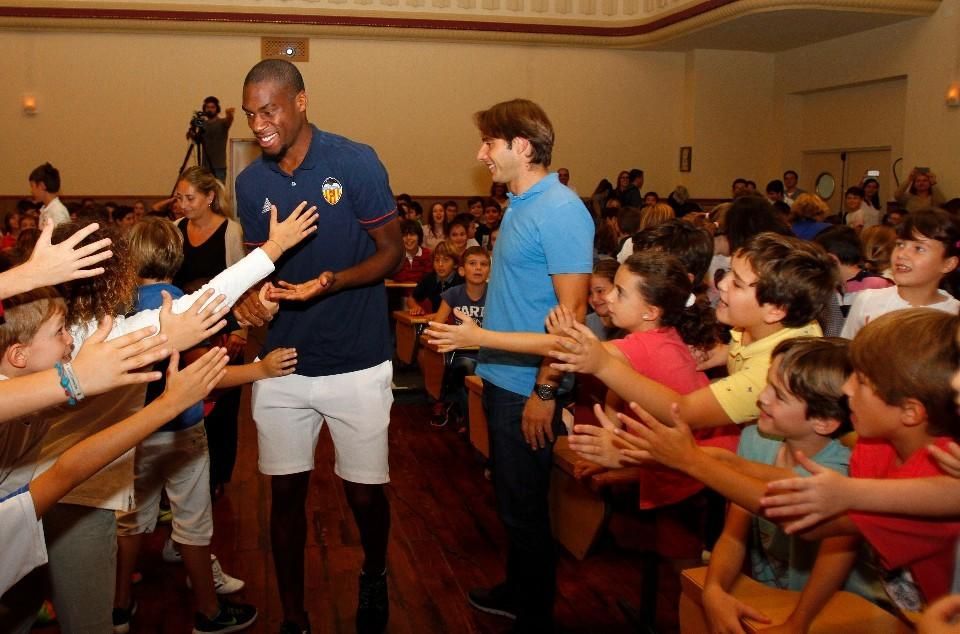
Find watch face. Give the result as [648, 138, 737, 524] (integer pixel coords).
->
[536, 384, 556, 400]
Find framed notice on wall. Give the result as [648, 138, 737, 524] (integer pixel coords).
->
[679, 146, 692, 172]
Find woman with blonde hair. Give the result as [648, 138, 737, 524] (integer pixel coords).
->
[172, 166, 246, 501]
[860, 224, 896, 280]
[616, 203, 676, 262]
[789, 192, 832, 240]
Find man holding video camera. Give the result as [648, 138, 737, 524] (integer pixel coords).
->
[186, 96, 235, 182]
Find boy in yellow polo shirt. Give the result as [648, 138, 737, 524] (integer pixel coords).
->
[555, 233, 834, 430]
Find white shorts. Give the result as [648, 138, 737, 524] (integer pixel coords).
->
[252, 360, 393, 484]
[116, 424, 213, 546]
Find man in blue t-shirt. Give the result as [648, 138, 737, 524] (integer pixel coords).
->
[233, 60, 402, 634]
[468, 99, 594, 633]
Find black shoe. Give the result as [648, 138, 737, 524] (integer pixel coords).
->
[357, 570, 389, 634]
[192, 599, 257, 633]
[112, 601, 137, 634]
[278, 619, 311, 634]
[467, 584, 517, 620]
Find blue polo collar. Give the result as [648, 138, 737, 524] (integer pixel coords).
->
[507, 172, 558, 202]
[265, 124, 321, 175]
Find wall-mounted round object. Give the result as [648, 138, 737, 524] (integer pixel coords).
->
[815, 172, 836, 200]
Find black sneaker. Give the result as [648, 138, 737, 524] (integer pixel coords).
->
[112, 601, 137, 634]
[468, 584, 517, 620]
[192, 599, 257, 633]
[357, 570, 389, 634]
[278, 619, 311, 634]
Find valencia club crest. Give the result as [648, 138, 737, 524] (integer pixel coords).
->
[322, 177, 343, 205]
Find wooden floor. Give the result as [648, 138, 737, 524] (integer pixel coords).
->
[40, 374, 667, 634]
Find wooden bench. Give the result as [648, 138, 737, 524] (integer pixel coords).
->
[392, 310, 429, 366]
[465, 375, 488, 458]
[417, 337, 447, 401]
[679, 566, 911, 633]
[463, 376, 607, 560]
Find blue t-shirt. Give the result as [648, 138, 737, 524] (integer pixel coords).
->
[236, 125, 397, 376]
[135, 283, 205, 432]
[477, 173, 594, 396]
[736, 425, 880, 600]
[440, 283, 486, 326]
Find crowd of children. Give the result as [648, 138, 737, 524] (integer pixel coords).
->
[6, 174, 960, 633]
[421, 190, 960, 633]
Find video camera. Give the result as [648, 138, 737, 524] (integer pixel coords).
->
[189, 110, 206, 135]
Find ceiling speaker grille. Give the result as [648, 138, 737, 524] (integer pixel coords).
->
[261, 37, 310, 62]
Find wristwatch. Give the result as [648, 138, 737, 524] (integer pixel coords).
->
[533, 383, 557, 401]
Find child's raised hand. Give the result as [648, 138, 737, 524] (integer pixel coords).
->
[20, 220, 113, 289]
[548, 321, 608, 375]
[267, 202, 319, 254]
[425, 309, 479, 352]
[545, 305, 575, 335]
[760, 452, 849, 534]
[568, 406, 629, 469]
[162, 348, 229, 409]
[72, 317, 169, 396]
[159, 288, 229, 352]
[261, 347, 297, 378]
[929, 441, 960, 479]
[616, 402, 697, 470]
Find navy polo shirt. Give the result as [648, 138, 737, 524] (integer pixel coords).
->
[236, 125, 397, 376]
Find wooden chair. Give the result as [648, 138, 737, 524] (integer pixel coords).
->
[679, 566, 911, 633]
[465, 375, 488, 457]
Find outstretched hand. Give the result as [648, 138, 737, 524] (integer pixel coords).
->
[425, 309, 481, 352]
[268, 271, 336, 302]
[545, 304, 576, 335]
[72, 316, 170, 396]
[267, 201, 319, 254]
[159, 288, 229, 352]
[7, 220, 113, 295]
[760, 452, 849, 534]
[616, 402, 698, 471]
[162, 348, 230, 410]
[567, 404, 630, 469]
[548, 321, 610, 375]
[929, 441, 960, 478]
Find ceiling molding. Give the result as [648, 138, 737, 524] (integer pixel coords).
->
[0, 0, 941, 48]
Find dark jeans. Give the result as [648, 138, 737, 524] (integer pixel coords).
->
[441, 351, 478, 425]
[482, 381, 565, 634]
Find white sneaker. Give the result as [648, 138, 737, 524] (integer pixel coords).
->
[162, 537, 182, 563]
[186, 554, 246, 595]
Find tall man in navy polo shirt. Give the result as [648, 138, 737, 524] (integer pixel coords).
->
[468, 99, 593, 633]
[233, 60, 402, 634]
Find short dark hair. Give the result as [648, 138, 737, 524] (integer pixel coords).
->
[814, 225, 862, 266]
[474, 99, 554, 167]
[784, 170, 799, 180]
[632, 219, 713, 285]
[772, 337, 852, 435]
[845, 186, 865, 198]
[629, 169, 644, 181]
[29, 163, 60, 193]
[851, 308, 960, 438]
[113, 206, 135, 223]
[449, 213, 473, 233]
[203, 96, 221, 114]
[467, 197, 483, 208]
[461, 246, 491, 263]
[737, 233, 837, 327]
[732, 178, 748, 189]
[243, 59, 305, 94]
[766, 180, 785, 195]
[399, 219, 423, 243]
[895, 207, 960, 259]
[725, 195, 792, 253]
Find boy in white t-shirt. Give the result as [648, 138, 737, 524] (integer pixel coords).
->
[842, 208, 960, 339]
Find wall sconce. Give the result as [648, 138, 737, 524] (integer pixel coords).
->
[948, 82, 960, 108]
[22, 93, 37, 115]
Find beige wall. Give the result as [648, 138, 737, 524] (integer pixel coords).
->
[774, 0, 960, 198]
[3, 1, 958, 203]
[1, 31, 685, 199]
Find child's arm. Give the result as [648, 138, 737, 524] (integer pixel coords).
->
[215, 347, 298, 389]
[0, 318, 168, 425]
[432, 300, 453, 326]
[28, 347, 228, 517]
[762, 452, 960, 533]
[426, 309, 567, 355]
[769, 536, 862, 633]
[121, 202, 318, 337]
[550, 321, 735, 429]
[702, 504, 772, 633]
[0, 220, 112, 299]
[918, 594, 960, 634]
[601, 402, 782, 514]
